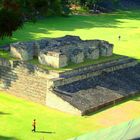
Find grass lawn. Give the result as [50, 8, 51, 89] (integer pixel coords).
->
[0, 10, 140, 61]
[0, 91, 140, 140]
[0, 9, 140, 140]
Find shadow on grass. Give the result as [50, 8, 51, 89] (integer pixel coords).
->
[85, 94, 140, 117]
[0, 10, 139, 46]
[0, 112, 11, 115]
[35, 131, 55, 134]
[0, 136, 18, 140]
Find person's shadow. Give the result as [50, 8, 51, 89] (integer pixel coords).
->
[35, 131, 55, 134]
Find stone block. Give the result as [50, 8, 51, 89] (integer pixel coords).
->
[70, 49, 84, 64]
[85, 47, 99, 59]
[38, 50, 68, 68]
[33, 41, 41, 57]
[10, 42, 34, 60]
[99, 41, 114, 56]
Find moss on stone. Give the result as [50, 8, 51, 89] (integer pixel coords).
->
[29, 54, 124, 72]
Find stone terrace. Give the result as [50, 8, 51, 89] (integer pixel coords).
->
[55, 64, 140, 115]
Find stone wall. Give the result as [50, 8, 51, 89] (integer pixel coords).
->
[0, 56, 138, 116]
[46, 89, 82, 115]
[10, 35, 114, 68]
[53, 57, 129, 78]
[51, 58, 138, 87]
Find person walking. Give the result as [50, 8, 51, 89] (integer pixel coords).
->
[118, 35, 121, 41]
[32, 119, 36, 132]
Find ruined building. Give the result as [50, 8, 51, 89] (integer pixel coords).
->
[0, 35, 140, 115]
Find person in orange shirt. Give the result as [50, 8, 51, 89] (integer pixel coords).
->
[32, 119, 36, 132]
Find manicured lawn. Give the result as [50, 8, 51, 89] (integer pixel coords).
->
[0, 92, 140, 140]
[0, 9, 140, 140]
[0, 10, 140, 60]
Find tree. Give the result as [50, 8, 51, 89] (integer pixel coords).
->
[0, 0, 62, 39]
[0, 0, 23, 39]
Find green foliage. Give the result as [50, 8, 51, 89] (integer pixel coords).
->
[0, 8, 23, 39]
[0, 0, 62, 39]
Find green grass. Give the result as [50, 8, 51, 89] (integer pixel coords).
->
[0, 50, 19, 60]
[29, 54, 123, 72]
[0, 50, 11, 59]
[0, 10, 140, 60]
[0, 92, 140, 140]
[0, 9, 140, 140]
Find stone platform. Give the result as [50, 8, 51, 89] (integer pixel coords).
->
[0, 56, 139, 115]
[0, 35, 140, 115]
[54, 64, 140, 115]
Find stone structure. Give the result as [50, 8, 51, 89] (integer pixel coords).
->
[0, 56, 139, 115]
[10, 35, 113, 68]
[10, 41, 43, 60]
[70, 48, 84, 63]
[0, 35, 140, 115]
[38, 51, 68, 68]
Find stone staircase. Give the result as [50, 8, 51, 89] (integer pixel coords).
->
[55, 64, 140, 115]
[0, 64, 48, 104]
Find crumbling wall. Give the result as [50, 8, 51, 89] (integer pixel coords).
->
[10, 35, 114, 68]
[51, 58, 138, 87]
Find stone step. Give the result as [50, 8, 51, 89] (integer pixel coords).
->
[59, 58, 136, 78]
[52, 59, 138, 87]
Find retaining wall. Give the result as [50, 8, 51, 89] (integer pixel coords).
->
[51, 58, 138, 87]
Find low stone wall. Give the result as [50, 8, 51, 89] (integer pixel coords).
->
[52, 57, 128, 78]
[51, 58, 138, 87]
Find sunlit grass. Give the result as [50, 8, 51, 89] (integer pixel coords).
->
[0, 50, 19, 60]
[0, 9, 140, 140]
[0, 50, 11, 59]
[0, 92, 140, 140]
[0, 10, 140, 60]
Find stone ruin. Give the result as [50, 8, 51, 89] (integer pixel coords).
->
[0, 35, 140, 115]
[10, 35, 114, 68]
